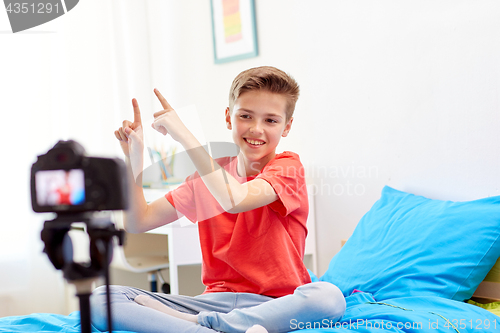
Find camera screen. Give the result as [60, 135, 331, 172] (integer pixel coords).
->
[35, 169, 85, 206]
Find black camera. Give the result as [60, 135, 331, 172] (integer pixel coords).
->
[30, 140, 128, 213]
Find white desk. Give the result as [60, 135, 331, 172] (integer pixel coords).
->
[143, 189, 203, 295]
[112, 185, 317, 295]
[111, 188, 202, 295]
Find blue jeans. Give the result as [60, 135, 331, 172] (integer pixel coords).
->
[90, 282, 345, 333]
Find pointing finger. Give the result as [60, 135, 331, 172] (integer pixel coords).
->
[132, 98, 142, 124]
[154, 88, 173, 111]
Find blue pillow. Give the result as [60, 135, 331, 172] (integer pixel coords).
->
[321, 186, 500, 301]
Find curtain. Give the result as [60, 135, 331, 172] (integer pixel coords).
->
[0, 0, 161, 315]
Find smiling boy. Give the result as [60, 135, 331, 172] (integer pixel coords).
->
[227, 89, 293, 176]
[91, 66, 345, 333]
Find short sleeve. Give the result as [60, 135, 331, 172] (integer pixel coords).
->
[256, 152, 306, 217]
[166, 156, 235, 223]
[165, 173, 198, 223]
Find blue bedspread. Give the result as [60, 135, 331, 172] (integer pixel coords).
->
[0, 311, 133, 333]
[1, 293, 498, 333]
[295, 292, 500, 333]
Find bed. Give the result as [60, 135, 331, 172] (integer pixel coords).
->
[1, 186, 499, 333]
[294, 186, 500, 333]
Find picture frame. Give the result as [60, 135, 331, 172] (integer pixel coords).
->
[210, 0, 258, 64]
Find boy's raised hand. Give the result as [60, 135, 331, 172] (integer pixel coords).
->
[114, 98, 144, 158]
[152, 89, 190, 143]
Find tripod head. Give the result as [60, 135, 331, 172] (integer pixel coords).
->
[41, 212, 124, 282]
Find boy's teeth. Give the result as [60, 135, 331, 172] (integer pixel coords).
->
[246, 139, 264, 145]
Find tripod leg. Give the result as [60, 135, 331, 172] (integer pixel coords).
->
[104, 243, 113, 333]
[78, 293, 92, 333]
[73, 278, 98, 333]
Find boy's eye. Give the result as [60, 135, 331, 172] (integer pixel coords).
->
[266, 119, 277, 123]
[240, 114, 250, 119]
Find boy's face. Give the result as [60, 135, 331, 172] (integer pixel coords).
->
[226, 90, 293, 170]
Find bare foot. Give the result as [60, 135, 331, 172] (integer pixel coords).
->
[246, 325, 268, 333]
[134, 295, 198, 324]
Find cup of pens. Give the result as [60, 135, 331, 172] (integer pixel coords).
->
[147, 145, 181, 186]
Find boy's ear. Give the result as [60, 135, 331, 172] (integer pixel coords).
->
[225, 107, 232, 130]
[282, 117, 293, 137]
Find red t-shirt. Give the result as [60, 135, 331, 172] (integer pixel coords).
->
[166, 151, 311, 297]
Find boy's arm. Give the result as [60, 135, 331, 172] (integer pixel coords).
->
[116, 98, 181, 233]
[123, 156, 180, 233]
[152, 89, 278, 214]
[184, 145, 278, 214]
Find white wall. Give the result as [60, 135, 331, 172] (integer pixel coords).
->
[1, 0, 499, 315]
[298, 0, 500, 274]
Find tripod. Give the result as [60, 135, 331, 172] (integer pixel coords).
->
[41, 212, 125, 333]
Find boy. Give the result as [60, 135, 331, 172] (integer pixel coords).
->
[91, 66, 345, 333]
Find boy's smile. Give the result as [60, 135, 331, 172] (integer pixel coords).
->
[226, 90, 293, 176]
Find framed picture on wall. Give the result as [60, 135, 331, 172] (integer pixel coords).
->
[210, 0, 258, 64]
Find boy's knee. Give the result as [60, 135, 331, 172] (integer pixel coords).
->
[90, 285, 109, 308]
[90, 285, 126, 328]
[92, 285, 107, 296]
[296, 282, 346, 318]
[90, 286, 108, 329]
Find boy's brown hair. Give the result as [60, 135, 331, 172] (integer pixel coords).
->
[228, 66, 300, 121]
